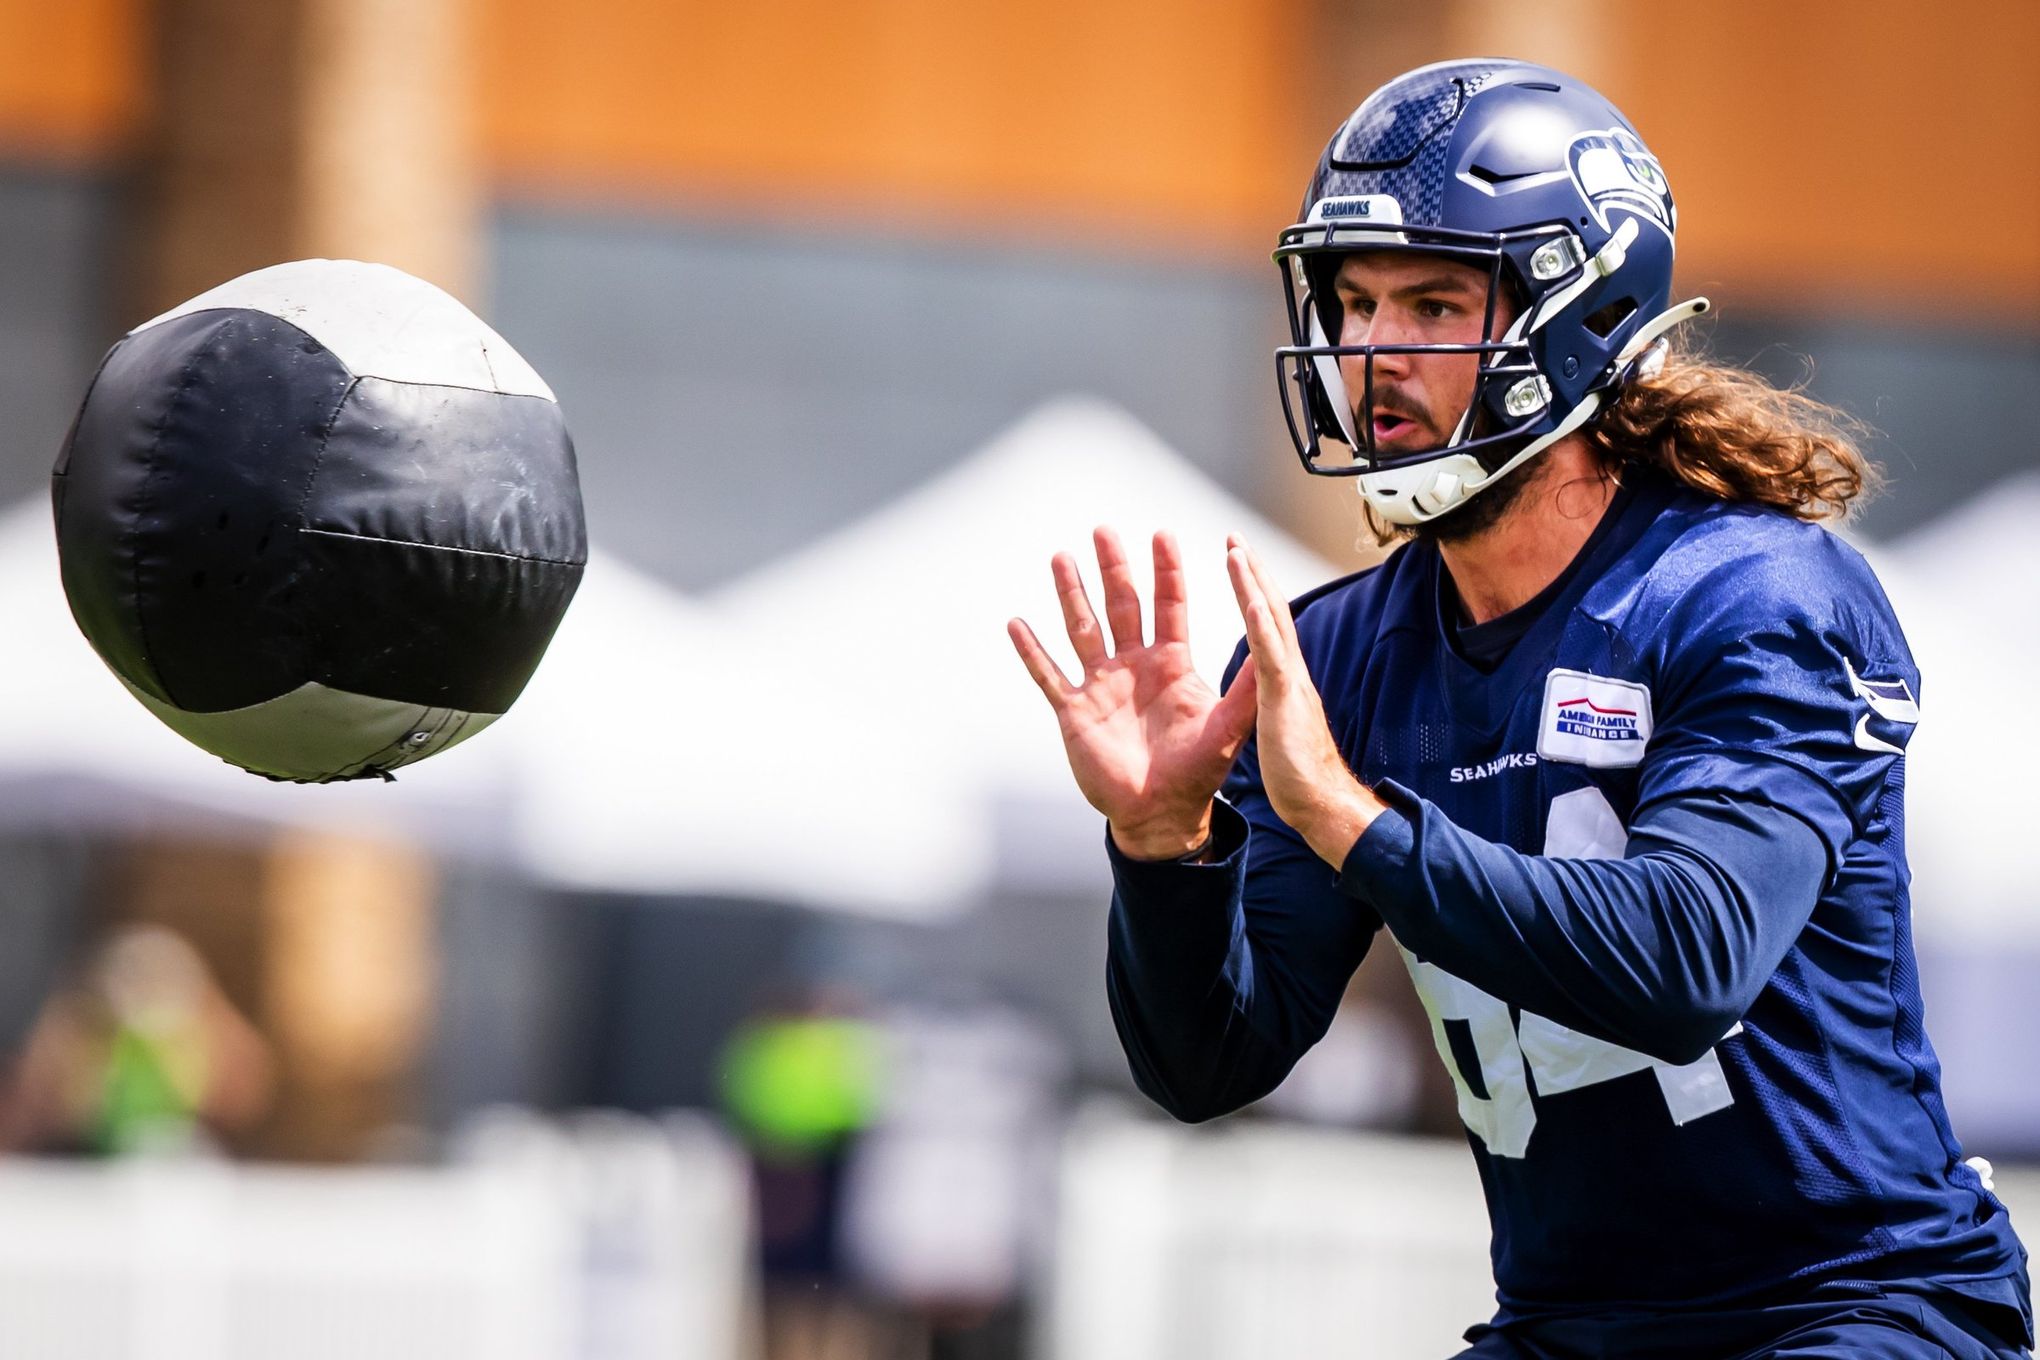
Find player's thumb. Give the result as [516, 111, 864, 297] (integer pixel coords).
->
[1213, 656, 1259, 744]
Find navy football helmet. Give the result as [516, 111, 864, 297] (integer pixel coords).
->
[1275, 59, 1709, 525]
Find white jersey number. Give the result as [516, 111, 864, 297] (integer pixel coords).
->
[1398, 788, 1739, 1159]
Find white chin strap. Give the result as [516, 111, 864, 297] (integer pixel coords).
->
[1359, 294, 1711, 527]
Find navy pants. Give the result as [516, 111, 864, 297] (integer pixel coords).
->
[1456, 1288, 2031, 1359]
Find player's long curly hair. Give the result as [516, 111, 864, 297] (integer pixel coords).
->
[1585, 350, 1880, 522]
[1355, 350, 1879, 548]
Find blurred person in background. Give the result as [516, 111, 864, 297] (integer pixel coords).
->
[1010, 59, 2030, 1360]
[0, 922, 272, 1157]
[720, 987, 889, 1360]
[840, 1000, 1064, 1360]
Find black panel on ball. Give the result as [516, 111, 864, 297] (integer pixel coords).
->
[298, 535, 583, 712]
[296, 378, 587, 713]
[53, 309, 357, 709]
[309, 378, 585, 565]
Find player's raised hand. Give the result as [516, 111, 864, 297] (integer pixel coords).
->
[1008, 528, 1259, 860]
[1225, 535, 1384, 866]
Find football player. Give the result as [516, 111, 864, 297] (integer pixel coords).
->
[1009, 59, 2031, 1359]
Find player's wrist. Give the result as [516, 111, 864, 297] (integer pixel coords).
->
[1109, 808, 1216, 862]
[1294, 780, 1385, 869]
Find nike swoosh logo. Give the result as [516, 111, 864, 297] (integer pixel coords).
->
[1845, 657, 1920, 723]
[1854, 713, 1907, 755]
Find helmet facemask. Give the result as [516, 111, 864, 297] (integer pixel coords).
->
[1275, 213, 1646, 526]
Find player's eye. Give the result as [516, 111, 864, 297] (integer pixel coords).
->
[1416, 298, 1459, 320]
[1336, 298, 1377, 346]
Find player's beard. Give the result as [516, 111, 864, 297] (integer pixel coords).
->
[1355, 378, 1544, 547]
[1371, 377, 1548, 546]
[1408, 453, 1546, 547]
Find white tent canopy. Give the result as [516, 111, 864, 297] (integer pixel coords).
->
[486, 545, 975, 914]
[0, 501, 964, 918]
[1870, 473, 2040, 946]
[711, 397, 1344, 888]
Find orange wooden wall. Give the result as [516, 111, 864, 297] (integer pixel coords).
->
[2, 0, 2035, 313]
[474, 0, 1309, 252]
[1502, 0, 2040, 322]
[0, 0, 144, 157]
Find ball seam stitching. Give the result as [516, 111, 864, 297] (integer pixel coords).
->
[130, 319, 235, 708]
[296, 526, 585, 569]
[277, 374, 364, 691]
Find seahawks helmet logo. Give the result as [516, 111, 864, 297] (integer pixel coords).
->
[1567, 129, 1674, 237]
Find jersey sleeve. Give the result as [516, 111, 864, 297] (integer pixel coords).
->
[1341, 784, 1829, 1064]
[1105, 646, 1382, 1123]
[1636, 531, 1920, 875]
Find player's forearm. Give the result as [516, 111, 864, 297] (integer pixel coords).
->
[1103, 804, 1360, 1121]
[1105, 943, 1289, 1122]
[1340, 785, 1827, 1065]
[1103, 822, 1282, 1120]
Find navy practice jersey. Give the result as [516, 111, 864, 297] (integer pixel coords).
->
[1106, 470, 2030, 1334]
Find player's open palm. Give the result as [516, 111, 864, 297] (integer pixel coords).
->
[1008, 528, 1258, 860]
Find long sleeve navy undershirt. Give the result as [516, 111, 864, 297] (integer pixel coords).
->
[1105, 784, 1831, 1123]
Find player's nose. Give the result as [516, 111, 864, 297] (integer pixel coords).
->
[1364, 303, 1424, 354]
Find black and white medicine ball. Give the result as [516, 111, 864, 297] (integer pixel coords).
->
[52, 259, 586, 783]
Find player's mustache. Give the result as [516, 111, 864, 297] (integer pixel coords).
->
[1361, 387, 1431, 430]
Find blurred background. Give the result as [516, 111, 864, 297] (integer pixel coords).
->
[1, 1, 2037, 1356]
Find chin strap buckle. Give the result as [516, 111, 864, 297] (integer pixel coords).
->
[1413, 471, 1463, 516]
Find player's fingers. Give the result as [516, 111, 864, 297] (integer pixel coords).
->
[1052, 551, 1110, 670]
[1227, 545, 1288, 674]
[1151, 531, 1190, 647]
[1232, 536, 1301, 652]
[1093, 526, 1146, 653]
[1007, 618, 1073, 708]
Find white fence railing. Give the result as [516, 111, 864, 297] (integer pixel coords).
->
[0, 1111, 752, 1360]
[0, 1105, 2028, 1360]
[1048, 1105, 2040, 1360]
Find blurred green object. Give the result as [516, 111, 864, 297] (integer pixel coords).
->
[720, 1016, 882, 1155]
[92, 1023, 203, 1155]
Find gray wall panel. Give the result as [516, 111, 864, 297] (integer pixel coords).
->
[0, 168, 119, 510]
[488, 205, 1277, 589]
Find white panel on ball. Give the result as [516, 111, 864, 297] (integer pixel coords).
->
[118, 678, 500, 784]
[131, 259, 557, 401]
